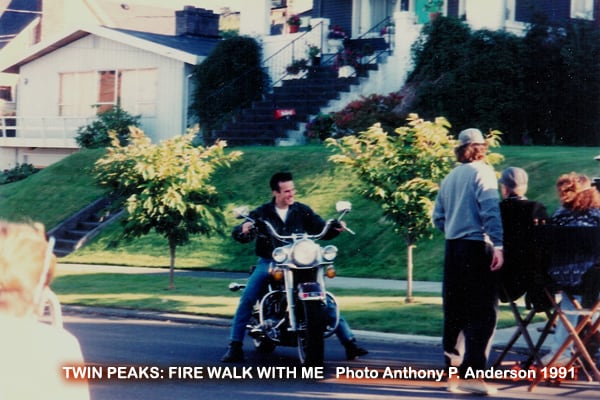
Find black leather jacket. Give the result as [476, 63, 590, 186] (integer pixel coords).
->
[232, 200, 340, 259]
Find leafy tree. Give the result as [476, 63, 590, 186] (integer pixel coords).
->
[520, 17, 567, 145]
[408, 17, 471, 83]
[413, 27, 526, 139]
[190, 36, 269, 139]
[326, 115, 502, 301]
[555, 21, 600, 145]
[408, 16, 600, 145]
[94, 128, 242, 288]
[520, 18, 600, 145]
[76, 106, 141, 149]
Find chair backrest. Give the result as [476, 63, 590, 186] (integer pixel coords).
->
[535, 224, 600, 264]
[498, 199, 548, 302]
[534, 224, 600, 291]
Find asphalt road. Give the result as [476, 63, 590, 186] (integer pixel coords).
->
[62, 311, 600, 400]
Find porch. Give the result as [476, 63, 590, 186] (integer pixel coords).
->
[0, 116, 91, 148]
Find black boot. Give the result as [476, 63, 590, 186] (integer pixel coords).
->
[345, 339, 368, 360]
[221, 341, 244, 362]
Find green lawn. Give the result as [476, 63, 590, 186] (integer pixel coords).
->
[51, 271, 535, 335]
[1, 144, 597, 335]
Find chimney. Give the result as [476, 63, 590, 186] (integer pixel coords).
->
[175, 6, 219, 37]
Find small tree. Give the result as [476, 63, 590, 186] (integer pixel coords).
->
[326, 115, 502, 302]
[95, 127, 242, 288]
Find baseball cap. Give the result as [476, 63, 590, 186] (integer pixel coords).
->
[499, 167, 528, 191]
[458, 128, 486, 146]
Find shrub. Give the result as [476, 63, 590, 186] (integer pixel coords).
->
[305, 113, 335, 141]
[76, 106, 141, 149]
[332, 92, 405, 136]
[0, 163, 39, 185]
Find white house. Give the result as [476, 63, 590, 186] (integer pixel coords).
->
[0, 5, 220, 169]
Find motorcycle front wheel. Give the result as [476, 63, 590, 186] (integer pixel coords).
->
[297, 300, 326, 367]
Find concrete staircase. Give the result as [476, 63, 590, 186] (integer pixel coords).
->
[210, 66, 360, 146]
[210, 38, 390, 146]
[48, 197, 121, 257]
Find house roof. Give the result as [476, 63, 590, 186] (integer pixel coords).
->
[86, 0, 180, 35]
[1, 24, 221, 74]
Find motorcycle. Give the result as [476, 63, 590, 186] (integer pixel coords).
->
[228, 201, 354, 366]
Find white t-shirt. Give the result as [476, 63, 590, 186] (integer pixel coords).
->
[275, 206, 289, 222]
[0, 314, 89, 400]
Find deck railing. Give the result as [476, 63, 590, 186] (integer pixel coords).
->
[0, 116, 93, 147]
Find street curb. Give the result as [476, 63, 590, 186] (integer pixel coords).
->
[62, 305, 440, 346]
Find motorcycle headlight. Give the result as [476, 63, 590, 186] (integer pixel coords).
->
[291, 239, 320, 266]
[272, 247, 288, 263]
[322, 245, 338, 261]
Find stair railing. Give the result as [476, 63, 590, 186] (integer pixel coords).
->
[263, 20, 326, 88]
[197, 21, 326, 140]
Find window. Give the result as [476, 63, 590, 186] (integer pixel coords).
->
[571, 0, 594, 20]
[0, 86, 13, 102]
[59, 72, 96, 117]
[120, 69, 157, 116]
[59, 68, 157, 117]
[97, 70, 119, 114]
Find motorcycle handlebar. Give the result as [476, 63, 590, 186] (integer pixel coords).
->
[246, 216, 352, 241]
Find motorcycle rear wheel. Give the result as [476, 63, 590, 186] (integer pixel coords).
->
[297, 300, 326, 367]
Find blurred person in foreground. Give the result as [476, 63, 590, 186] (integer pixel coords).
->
[0, 221, 89, 400]
[433, 128, 503, 396]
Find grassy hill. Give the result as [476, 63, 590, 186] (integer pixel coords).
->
[1, 144, 599, 281]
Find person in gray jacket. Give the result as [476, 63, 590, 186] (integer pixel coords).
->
[433, 128, 504, 396]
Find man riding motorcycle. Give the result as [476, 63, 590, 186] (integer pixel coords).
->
[221, 172, 368, 363]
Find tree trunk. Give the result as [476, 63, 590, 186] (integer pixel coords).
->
[168, 241, 176, 290]
[405, 243, 415, 303]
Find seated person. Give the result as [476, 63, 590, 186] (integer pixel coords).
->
[541, 173, 600, 366]
[0, 221, 89, 400]
[498, 167, 548, 306]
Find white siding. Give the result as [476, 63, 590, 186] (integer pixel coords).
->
[16, 35, 188, 143]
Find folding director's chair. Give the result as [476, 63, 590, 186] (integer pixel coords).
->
[493, 217, 555, 370]
[528, 225, 600, 390]
[492, 285, 555, 370]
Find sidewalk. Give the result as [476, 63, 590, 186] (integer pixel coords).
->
[57, 263, 548, 350]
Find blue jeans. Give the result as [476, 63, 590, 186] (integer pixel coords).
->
[549, 294, 580, 354]
[229, 257, 354, 345]
[230, 257, 271, 343]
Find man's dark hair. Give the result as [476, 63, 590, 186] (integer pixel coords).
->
[270, 172, 293, 192]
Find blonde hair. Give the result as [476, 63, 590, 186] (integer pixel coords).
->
[0, 221, 56, 316]
[556, 172, 600, 212]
